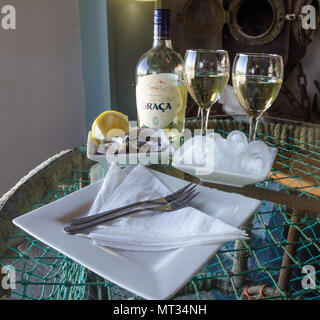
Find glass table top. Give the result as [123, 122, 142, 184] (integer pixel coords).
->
[0, 115, 320, 300]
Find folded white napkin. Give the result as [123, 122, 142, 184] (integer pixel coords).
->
[80, 164, 248, 251]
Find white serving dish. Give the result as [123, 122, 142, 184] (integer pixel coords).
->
[172, 130, 278, 188]
[87, 131, 171, 167]
[171, 162, 270, 188]
[13, 169, 260, 300]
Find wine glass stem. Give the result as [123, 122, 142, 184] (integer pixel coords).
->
[197, 106, 201, 118]
[200, 107, 211, 136]
[249, 115, 259, 142]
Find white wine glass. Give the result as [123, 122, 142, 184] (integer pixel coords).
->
[184, 49, 230, 136]
[232, 53, 283, 142]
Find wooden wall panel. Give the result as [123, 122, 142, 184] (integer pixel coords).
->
[161, 0, 222, 56]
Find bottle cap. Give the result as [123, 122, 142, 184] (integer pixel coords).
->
[154, 9, 170, 39]
[154, 9, 170, 17]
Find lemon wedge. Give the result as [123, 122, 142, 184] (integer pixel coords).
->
[91, 110, 129, 141]
[89, 131, 100, 145]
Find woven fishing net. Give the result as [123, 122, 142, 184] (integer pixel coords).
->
[1, 118, 319, 300]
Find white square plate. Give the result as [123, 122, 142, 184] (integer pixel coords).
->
[13, 169, 260, 300]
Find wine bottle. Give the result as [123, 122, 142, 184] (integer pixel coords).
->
[135, 9, 187, 141]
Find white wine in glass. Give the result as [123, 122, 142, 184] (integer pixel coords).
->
[232, 53, 283, 142]
[184, 50, 230, 136]
[188, 73, 230, 109]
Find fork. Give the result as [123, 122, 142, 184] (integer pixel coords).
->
[64, 189, 199, 234]
[66, 182, 196, 226]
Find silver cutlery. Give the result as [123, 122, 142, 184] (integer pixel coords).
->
[64, 187, 199, 234]
[67, 182, 196, 226]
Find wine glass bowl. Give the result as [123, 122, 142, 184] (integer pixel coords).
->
[184, 49, 230, 136]
[232, 53, 283, 142]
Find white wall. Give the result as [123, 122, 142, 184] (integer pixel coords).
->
[0, 0, 86, 196]
[107, 0, 154, 120]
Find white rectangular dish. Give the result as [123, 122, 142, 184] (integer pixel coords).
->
[13, 169, 260, 300]
[87, 132, 171, 167]
[171, 131, 278, 188]
[171, 162, 269, 188]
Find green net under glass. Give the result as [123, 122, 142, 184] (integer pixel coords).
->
[1, 121, 320, 300]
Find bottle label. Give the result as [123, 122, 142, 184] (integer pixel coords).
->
[136, 74, 183, 129]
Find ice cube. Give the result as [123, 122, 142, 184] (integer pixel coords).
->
[214, 153, 232, 172]
[239, 152, 268, 177]
[206, 132, 238, 172]
[246, 140, 273, 166]
[206, 133, 228, 155]
[173, 135, 214, 167]
[247, 140, 269, 156]
[226, 130, 248, 154]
